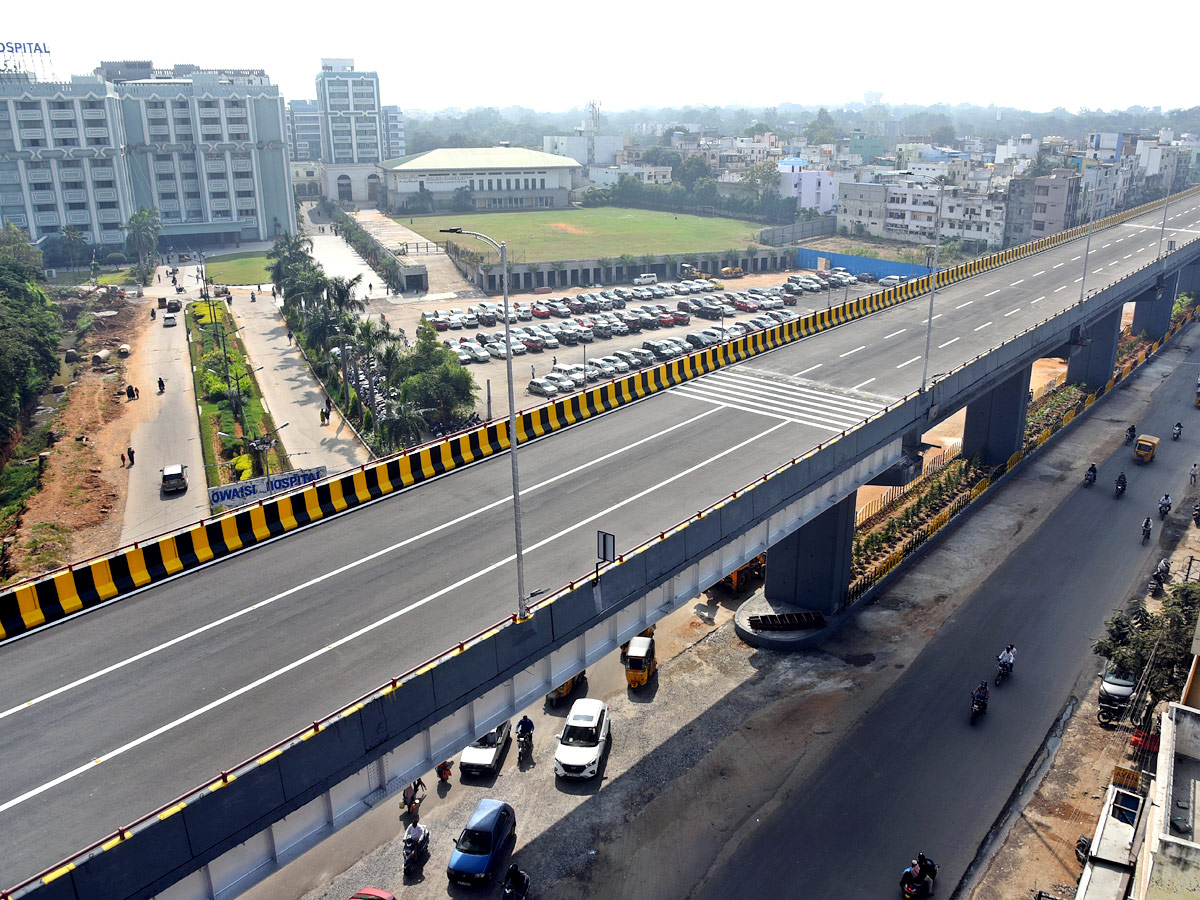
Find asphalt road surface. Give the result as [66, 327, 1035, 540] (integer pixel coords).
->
[690, 338, 1200, 899]
[2, 197, 1199, 888]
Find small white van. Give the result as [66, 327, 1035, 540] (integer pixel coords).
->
[551, 363, 587, 386]
[632, 274, 658, 286]
[879, 275, 907, 288]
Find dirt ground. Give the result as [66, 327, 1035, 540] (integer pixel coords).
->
[4, 300, 153, 581]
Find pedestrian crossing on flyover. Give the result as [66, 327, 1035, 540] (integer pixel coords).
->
[670, 369, 884, 431]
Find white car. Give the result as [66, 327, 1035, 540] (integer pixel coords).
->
[544, 372, 576, 393]
[486, 343, 508, 359]
[554, 698, 611, 779]
[466, 344, 490, 363]
[597, 355, 629, 374]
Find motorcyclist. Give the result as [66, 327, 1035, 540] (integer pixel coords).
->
[1116, 471, 1127, 489]
[1086, 463, 1097, 483]
[404, 814, 428, 847]
[516, 714, 534, 737]
[917, 852, 937, 885]
[1160, 493, 1172, 513]
[972, 681, 990, 709]
[503, 863, 530, 896]
[1174, 422, 1183, 439]
[1126, 424, 1137, 443]
[1154, 558, 1170, 584]
[998, 645, 1016, 674]
[1143, 517, 1153, 538]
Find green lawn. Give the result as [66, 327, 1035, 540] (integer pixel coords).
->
[400, 208, 765, 263]
[48, 267, 138, 286]
[205, 251, 271, 285]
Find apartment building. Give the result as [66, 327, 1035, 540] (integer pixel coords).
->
[382, 105, 405, 160]
[835, 182, 887, 237]
[287, 99, 322, 162]
[587, 164, 671, 187]
[939, 187, 1007, 251]
[0, 61, 295, 248]
[316, 58, 382, 165]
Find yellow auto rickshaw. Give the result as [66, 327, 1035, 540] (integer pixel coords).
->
[546, 670, 586, 707]
[620, 625, 655, 661]
[1133, 435, 1159, 465]
[623, 636, 657, 688]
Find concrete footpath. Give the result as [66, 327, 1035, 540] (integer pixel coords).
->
[226, 288, 370, 476]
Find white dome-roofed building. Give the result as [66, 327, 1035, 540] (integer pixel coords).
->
[378, 146, 581, 213]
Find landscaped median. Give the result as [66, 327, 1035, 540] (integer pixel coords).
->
[2, 189, 1198, 643]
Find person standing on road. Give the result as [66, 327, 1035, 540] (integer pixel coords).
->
[120, 453, 126, 468]
[325, 396, 333, 415]
[127, 446, 135, 466]
[1191, 462, 1197, 485]
[126, 384, 135, 401]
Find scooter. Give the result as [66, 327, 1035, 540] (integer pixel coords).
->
[1173, 425, 1183, 440]
[502, 871, 531, 900]
[1115, 479, 1127, 498]
[996, 658, 1013, 686]
[1150, 559, 1170, 595]
[1143, 522, 1153, 544]
[435, 760, 453, 783]
[1084, 469, 1096, 487]
[1159, 501, 1172, 520]
[1192, 505, 1200, 527]
[517, 730, 533, 766]
[900, 862, 937, 899]
[402, 825, 429, 875]
[1125, 428, 1137, 445]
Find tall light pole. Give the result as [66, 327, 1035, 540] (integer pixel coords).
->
[442, 227, 529, 618]
[1078, 187, 1097, 303]
[919, 177, 946, 393]
[1155, 180, 1172, 261]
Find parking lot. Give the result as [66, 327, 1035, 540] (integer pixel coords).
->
[381, 270, 886, 418]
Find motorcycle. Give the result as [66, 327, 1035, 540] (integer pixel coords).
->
[1150, 559, 1170, 595]
[1084, 469, 1097, 487]
[517, 730, 533, 766]
[996, 658, 1013, 686]
[435, 760, 453, 783]
[1193, 505, 1200, 527]
[502, 872, 531, 900]
[1125, 428, 1137, 445]
[1173, 425, 1182, 440]
[1159, 501, 1172, 520]
[970, 693, 988, 725]
[900, 862, 938, 899]
[1115, 479, 1127, 498]
[1142, 522, 1153, 544]
[402, 825, 429, 875]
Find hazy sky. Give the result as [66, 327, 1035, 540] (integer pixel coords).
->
[5, 1, 1196, 116]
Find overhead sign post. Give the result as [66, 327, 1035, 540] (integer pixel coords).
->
[596, 530, 616, 580]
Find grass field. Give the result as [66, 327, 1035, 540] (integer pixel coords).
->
[205, 251, 271, 285]
[400, 208, 765, 263]
[48, 267, 138, 286]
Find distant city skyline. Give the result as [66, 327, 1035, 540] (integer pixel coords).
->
[5, 1, 1196, 118]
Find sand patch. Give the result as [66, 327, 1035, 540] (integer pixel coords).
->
[549, 222, 588, 235]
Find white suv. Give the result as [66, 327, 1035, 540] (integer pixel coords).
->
[554, 698, 610, 778]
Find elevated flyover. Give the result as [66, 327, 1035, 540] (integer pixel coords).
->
[4, 190, 1200, 899]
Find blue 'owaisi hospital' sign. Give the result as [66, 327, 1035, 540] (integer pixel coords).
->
[208, 466, 328, 510]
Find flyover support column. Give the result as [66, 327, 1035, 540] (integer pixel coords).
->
[961, 365, 1031, 467]
[1179, 263, 1200, 295]
[1066, 307, 1122, 391]
[764, 493, 856, 617]
[1130, 272, 1178, 343]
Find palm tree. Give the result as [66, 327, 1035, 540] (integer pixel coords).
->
[380, 399, 431, 450]
[61, 226, 87, 272]
[550, 260, 566, 288]
[355, 319, 394, 418]
[617, 253, 637, 282]
[527, 261, 541, 289]
[123, 207, 162, 281]
[745, 244, 759, 273]
[704, 252, 720, 275]
[325, 274, 364, 407]
[303, 302, 339, 354]
[639, 253, 657, 276]
[479, 263, 494, 292]
[597, 258, 613, 285]
[726, 248, 740, 271]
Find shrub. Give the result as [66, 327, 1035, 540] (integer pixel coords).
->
[104, 252, 128, 266]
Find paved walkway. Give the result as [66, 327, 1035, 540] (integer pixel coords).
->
[351, 209, 483, 303]
[226, 288, 371, 476]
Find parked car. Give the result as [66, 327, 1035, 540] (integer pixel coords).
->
[879, 275, 907, 287]
[466, 344, 491, 363]
[446, 799, 517, 886]
[613, 350, 642, 369]
[544, 372, 576, 393]
[686, 332, 713, 349]
[597, 354, 629, 374]
[629, 348, 657, 367]
[459, 721, 511, 777]
[857, 272, 878, 283]
[554, 698, 611, 779]
[528, 378, 558, 397]
[348, 891, 395, 900]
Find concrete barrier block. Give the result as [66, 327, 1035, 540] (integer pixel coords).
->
[751, 474, 790, 517]
[181, 761, 286, 856]
[380, 673, 436, 741]
[278, 715, 368, 799]
[356, 694, 390, 751]
[68, 809, 192, 899]
[430, 639, 500, 709]
[12, 873, 76, 900]
[719, 492, 755, 538]
[493, 607, 553, 672]
[649, 527, 689, 576]
[548, 583, 596, 638]
[595, 554, 647, 609]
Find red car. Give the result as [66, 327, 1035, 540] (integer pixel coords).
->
[733, 297, 760, 312]
[349, 892, 395, 900]
[532, 305, 551, 318]
[432, 317, 449, 331]
[671, 310, 691, 325]
[656, 312, 675, 328]
[566, 298, 585, 313]
[521, 335, 545, 352]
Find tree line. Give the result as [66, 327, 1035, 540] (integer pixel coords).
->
[267, 233, 476, 452]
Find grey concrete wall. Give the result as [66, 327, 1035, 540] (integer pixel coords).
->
[1067, 306, 1122, 390]
[1131, 273, 1177, 341]
[962, 365, 1032, 466]
[764, 493, 857, 614]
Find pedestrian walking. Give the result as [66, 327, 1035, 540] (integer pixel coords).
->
[134, 386, 140, 400]
[368, 282, 373, 294]
[552, 355, 557, 366]
[120, 453, 126, 468]
[126, 384, 135, 401]
[157, 274, 161, 283]
[531, 364, 535, 379]
[325, 396, 333, 414]
[320, 408, 327, 426]
[1191, 462, 1198, 485]
[127, 446, 135, 466]
[287, 330, 293, 345]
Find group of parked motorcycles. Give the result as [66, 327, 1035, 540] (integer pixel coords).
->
[427, 412, 483, 439]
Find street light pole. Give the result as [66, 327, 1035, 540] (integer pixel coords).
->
[442, 228, 529, 618]
[1079, 188, 1096, 303]
[1155, 182, 1171, 261]
[919, 179, 945, 393]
